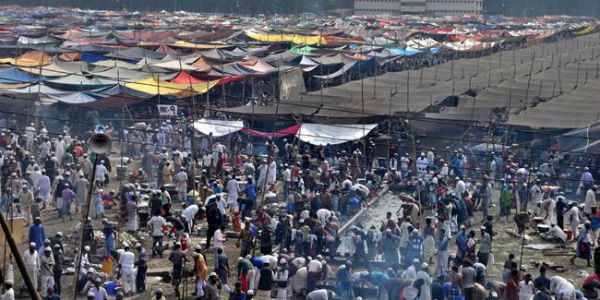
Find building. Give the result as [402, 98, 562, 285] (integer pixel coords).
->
[426, 0, 483, 16]
[354, 0, 482, 15]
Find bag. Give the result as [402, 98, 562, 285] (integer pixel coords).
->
[488, 252, 495, 267]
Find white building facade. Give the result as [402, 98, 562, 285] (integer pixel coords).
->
[354, 0, 483, 15]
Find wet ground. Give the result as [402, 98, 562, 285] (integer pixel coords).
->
[351, 189, 590, 292]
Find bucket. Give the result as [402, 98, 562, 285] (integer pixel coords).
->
[106, 281, 119, 295]
[564, 229, 573, 240]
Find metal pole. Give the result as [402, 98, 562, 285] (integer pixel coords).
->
[72, 155, 99, 300]
[0, 211, 40, 300]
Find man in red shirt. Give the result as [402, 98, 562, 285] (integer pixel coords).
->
[505, 269, 519, 300]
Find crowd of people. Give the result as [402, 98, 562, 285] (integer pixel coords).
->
[1, 114, 600, 300]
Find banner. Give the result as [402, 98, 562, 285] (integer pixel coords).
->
[240, 124, 301, 138]
[157, 104, 178, 116]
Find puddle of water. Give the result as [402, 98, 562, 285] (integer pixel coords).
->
[356, 193, 403, 229]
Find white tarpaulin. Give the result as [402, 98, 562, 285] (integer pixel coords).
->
[193, 118, 244, 137]
[279, 67, 306, 100]
[297, 123, 378, 145]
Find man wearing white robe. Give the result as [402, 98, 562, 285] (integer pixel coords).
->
[54, 137, 65, 165]
[175, 168, 188, 202]
[118, 244, 136, 295]
[35, 171, 51, 205]
[226, 177, 240, 211]
[74, 174, 89, 213]
[23, 243, 39, 292]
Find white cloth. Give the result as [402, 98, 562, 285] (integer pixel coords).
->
[89, 286, 108, 300]
[283, 169, 291, 182]
[455, 180, 466, 197]
[120, 267, 135, 294]
[307, 260, 322, 273]
[216, 198, 227, 215]
[226, 179, 239, 206]
[546, 225, 568, 242]
[23, 250, 39, 290]
[316, 209, 332, 225]
[40, 275, 54, 297]
[519, 280, 534, 300]
[0, 288, 14, 300]
[182, 205, 199, 224]
[267, 161, 277, 185]
[307, 289, 328, 300]
[95, 164, 108, 181]
[214, 229, 225, 250]
[292, 267, 307, 294]
[584, 189, 596, 215]
[149, 216, 166, 237]
[416, 270, 432, 300]
[416, 157, 429, 175]
[550, 276, 576, 300]
[403, 265, 417, 280]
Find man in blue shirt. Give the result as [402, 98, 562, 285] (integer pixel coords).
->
[534, 266, 551, 291]
[29, 217, 46, 254]
[581, 167, 595, 190]
[456, 225, 468, 258]
[364, 270, 390, 299]
[244, 176, 256, 208]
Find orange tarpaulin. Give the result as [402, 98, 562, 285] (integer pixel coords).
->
[0, 51, 53, 67]
[59, 52, 81, 61]
[170, 72, 245, 86]
[190, 56, 231, 70]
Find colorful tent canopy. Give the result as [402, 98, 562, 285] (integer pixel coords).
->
[124, 78, 219, 98]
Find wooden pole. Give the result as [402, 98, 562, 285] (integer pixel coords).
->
[524, 52, 536, 109]
[558, 54, 563, 93]
[575, 55, 582, 89]
[72, 156, 99, 300]
[0, 211, 40, 300]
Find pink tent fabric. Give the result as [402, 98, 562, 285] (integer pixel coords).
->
[240, 124, 301, 138]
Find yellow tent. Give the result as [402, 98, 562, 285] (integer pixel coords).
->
[168, 40, 230, 49]
[575, 25, 595, 36]
[245, 32, 326, 45]
[124, 78, 219, 98]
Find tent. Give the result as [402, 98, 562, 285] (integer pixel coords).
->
[297, 123, 378, 145]
[106, 47, 164, 60]
[0, 67, 39, 84]
[558, 123, 600, 154]
[44, 75, 116, 90]
[124, 78, 219, 98]
[240, 124, 301, 138]
[193, 118, 244, 137]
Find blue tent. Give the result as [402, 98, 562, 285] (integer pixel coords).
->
[0, 67, 39, 84]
